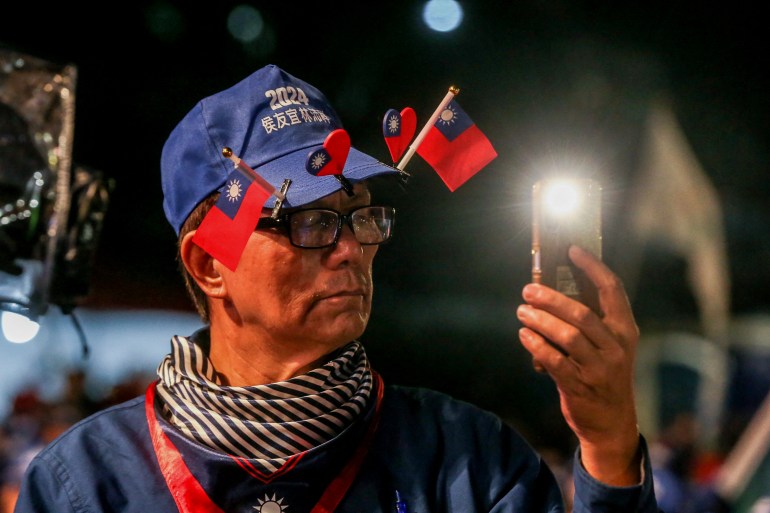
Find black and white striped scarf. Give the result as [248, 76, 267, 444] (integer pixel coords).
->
[155, 333, 373, 474]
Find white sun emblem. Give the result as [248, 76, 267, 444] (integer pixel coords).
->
[226, 179, 243, 202]
[387, 114, 400, 134]
[437, 105, 457, 126]
[311, 152, 327, 170]
[253, 493, 287, 513]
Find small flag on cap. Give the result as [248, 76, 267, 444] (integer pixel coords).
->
[415, 98, 497, 191]
[382, 107, 417, 163]
[192, 149, 275, 271]
[306, 129, 354, 195]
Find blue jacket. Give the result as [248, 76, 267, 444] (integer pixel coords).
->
[14, 384, 657, 512]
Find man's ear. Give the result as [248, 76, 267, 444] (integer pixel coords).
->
[180, 232, 227, 298]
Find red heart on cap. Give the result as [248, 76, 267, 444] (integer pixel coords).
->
[384, 107, 417, 163]
[316, 129, 351, 176]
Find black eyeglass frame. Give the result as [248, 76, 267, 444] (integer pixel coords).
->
[255, 205, 396, 249]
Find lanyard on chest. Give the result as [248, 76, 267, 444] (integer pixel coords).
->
[145, 373, 384, 513]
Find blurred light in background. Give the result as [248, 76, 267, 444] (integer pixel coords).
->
[226, 5, 275, 59]
[0, 308, 202, 418]
[422, 0, 463, 33]
[227, 5, 264, 43]
[144, 1, 185, 42]
[1, 310, 40, 343]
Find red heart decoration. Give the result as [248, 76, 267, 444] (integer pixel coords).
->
[384, 107, 417, 163]
[316, 129, 351, 176]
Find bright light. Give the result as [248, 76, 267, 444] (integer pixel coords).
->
[544, 180, 581, 217]
[422, 0, 463, 32]
[227, 5, 264, 43]
[1, 311, 40, 344]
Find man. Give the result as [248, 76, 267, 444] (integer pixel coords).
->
[14, 65, 658, 512]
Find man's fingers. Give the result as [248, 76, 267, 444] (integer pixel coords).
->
[567, 245, 639, 343]
[518, 327, 577, 380]
[521, 283, 618, 353]
[517, 304, 600, 363]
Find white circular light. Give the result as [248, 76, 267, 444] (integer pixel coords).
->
[227, 5, 264, 43]
[1, 311, 40, 344]
[544, 181, 581, 217]
[423, 0, 463, 33]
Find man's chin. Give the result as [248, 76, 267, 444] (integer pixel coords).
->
[319, 312, 370, 346]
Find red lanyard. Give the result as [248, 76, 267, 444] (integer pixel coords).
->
[146, 373, 384, 513]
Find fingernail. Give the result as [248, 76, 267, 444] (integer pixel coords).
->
[570, 244, 597, 259]
[522, 284, 537, 301]
[517, 305, 531, 321]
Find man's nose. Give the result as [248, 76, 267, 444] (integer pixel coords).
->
[326, 222, 364, 264]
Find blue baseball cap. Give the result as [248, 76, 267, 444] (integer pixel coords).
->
[161, 64, 398, 235]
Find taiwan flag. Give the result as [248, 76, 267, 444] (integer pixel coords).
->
[192, 167, 272, 271]
[416, 99, 497, 191]
[382, 107, 416, 163]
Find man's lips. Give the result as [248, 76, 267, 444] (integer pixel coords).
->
[318, 288, 367, 300]
[313, 275, 371, 303]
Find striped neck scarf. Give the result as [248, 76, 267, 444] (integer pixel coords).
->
[155, 332, 373, 474]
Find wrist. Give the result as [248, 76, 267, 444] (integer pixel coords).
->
[578, 428, 642, 486]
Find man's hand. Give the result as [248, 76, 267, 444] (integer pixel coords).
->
[517, 245, 642, 486]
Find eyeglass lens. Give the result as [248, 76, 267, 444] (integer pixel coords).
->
[288, 206, 393, 248]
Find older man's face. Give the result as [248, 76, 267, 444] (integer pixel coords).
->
[218, 184, 379, 353]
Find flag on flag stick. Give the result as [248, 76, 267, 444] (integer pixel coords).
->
[224, 147, 291, 218]
[396, 86, 460, 171]
[399, 86, 498, 191]
[192, 148, 284, 271]
[222, 147, 285, 202]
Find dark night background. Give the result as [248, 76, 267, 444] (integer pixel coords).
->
[2, 1, 769, 454]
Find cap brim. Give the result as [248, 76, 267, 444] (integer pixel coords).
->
[251, 147, 400, 209]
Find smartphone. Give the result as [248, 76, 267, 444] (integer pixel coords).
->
[531, 178, 602, 314]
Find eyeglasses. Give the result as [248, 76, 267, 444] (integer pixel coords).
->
[255, 205, 395, 249]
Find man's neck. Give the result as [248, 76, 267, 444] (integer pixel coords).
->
[207, 321, 341, 387]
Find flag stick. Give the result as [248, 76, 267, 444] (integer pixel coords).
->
[714, 388, 770, 501]
[396, 86, 460, 171]
[222, 147, 286, 201]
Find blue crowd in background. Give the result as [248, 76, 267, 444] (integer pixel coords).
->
[1, 365, 765, 513]
[0, 370, 151, 512]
